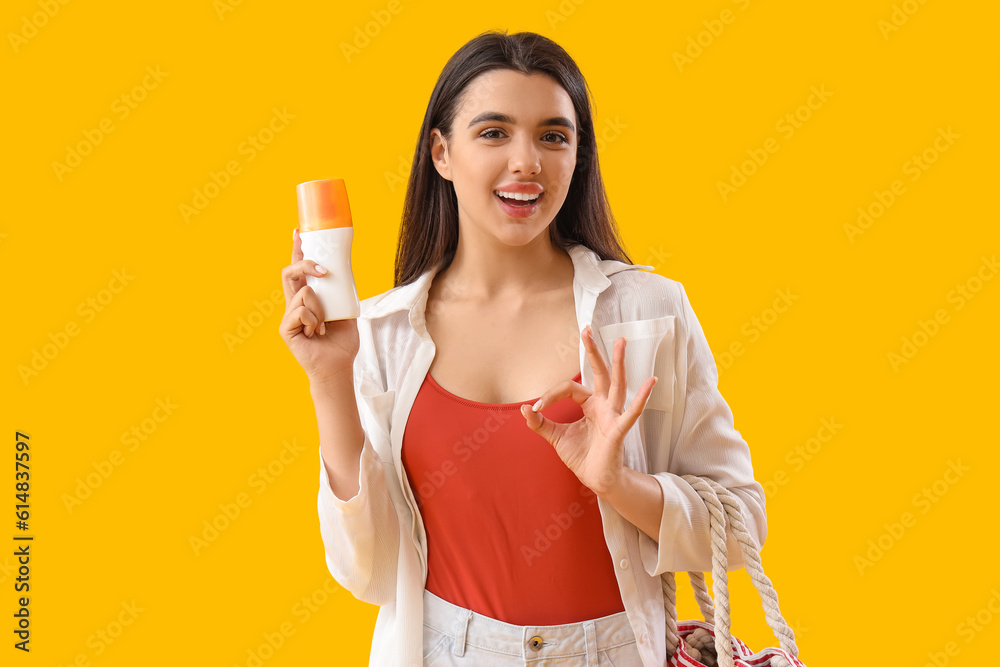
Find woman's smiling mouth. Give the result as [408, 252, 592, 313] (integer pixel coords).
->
[494, 189, 544, 218]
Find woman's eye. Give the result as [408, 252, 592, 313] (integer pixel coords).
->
[479, 129, 568, 144]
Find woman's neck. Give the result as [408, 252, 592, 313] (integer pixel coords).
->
[437, 235, 574, 302]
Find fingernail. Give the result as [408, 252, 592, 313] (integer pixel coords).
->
[320, 322, 326, 335]
[532, 399, 542, 412]
[315, 264, 327, 274]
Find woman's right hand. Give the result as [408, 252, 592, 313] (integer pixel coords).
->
[279, 228, 360, 385]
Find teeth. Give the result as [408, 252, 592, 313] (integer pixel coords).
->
[495, 190, 540, 201]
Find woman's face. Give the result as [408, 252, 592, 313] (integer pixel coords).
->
[430, 69, 579, 249]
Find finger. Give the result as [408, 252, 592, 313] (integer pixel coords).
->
[616, 376, 658, 439]
[290, 284, 327, 324]
[292, 227, 303, 264]
[520, 403, 564, 445]
[582, 325, 610, 396]
[609, 336, 627, 413]
[280, 304, 321, 339]
[530, 378, 592, 414]
[282, 258, 328, 305]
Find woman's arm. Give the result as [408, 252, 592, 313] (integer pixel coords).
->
[315, 359, 401, 606]
[637, 280, 767, 576]
[597, 467, 664, 542]
[311, 373, 365, 501]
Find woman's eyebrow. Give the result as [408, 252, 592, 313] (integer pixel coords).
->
[467, 111, 576, 133]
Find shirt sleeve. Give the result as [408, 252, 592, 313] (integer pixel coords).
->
[316, 357, 401, 606]
[639, 281, 768, 576]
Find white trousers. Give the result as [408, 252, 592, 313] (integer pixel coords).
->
[422, 589, 644, 666]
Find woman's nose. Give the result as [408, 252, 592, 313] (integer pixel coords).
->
[508, 135, 541, 175]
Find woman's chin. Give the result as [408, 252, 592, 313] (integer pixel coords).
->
[492, 225, 556, 248]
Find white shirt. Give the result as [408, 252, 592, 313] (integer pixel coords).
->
[316, 243, 767, 666]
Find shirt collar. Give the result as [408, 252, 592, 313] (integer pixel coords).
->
[362, 243, 653, 324]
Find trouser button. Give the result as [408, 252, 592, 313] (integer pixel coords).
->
[528, 635, 544, 651]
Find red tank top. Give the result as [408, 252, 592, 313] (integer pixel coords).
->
[401, 368, 625, 625]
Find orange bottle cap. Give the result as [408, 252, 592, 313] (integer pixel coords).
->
[297, 179, 353, 231]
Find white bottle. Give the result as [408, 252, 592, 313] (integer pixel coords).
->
[296, 179, 361, 321]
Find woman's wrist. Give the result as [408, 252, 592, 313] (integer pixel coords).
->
[308, 368, 355, 400]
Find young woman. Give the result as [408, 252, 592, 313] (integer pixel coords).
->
[280, 30, 766, 667]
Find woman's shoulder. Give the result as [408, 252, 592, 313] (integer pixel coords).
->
[602, 263, 688, 322]
[356, 278, 425, 324]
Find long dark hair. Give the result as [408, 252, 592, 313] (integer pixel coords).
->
[394, 29, 633, 287]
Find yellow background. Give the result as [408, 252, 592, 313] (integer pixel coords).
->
[3, 0, 998, 665]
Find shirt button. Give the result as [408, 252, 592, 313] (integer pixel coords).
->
[528, 635, 544, 651]
[619, 558, 629, 569]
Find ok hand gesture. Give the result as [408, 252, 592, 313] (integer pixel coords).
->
[520, 325, 658, 496]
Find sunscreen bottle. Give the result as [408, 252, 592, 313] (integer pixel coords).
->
[296, 178, 361, 321]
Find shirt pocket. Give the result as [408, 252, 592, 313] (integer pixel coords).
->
[596, 316, 676, 413]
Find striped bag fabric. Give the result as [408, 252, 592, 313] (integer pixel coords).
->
[661, 475, 807, 667]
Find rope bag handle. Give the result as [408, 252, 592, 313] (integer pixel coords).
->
[661, 475, 800, 666]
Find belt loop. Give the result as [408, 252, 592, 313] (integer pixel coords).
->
[583, 619, 599, 667]
[451, 608, 471, 657]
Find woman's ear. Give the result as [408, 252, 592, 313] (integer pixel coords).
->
[430, 128, 452, 182]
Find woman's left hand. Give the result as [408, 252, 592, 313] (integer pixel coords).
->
[521, 324, 658, 496]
